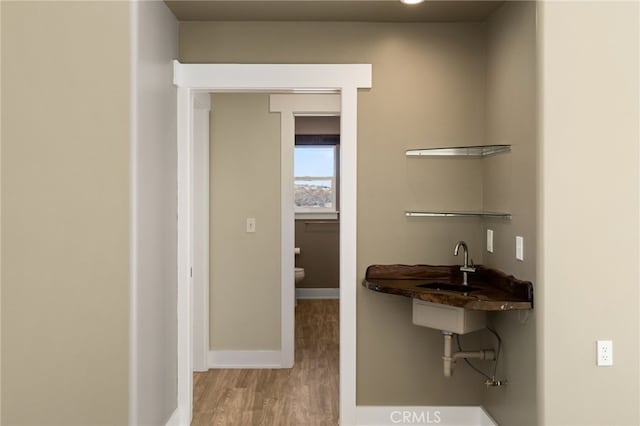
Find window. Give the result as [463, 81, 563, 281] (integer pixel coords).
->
[294, 135, 339, 217]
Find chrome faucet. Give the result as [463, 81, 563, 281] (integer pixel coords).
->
[454, 241, 476, 285]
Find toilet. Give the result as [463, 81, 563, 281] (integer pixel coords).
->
[294, 249, 304, 305]
[294, 247, 304, 284]
[294, 247, 305, 284]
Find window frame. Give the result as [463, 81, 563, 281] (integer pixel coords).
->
[294, 135, 340, 219]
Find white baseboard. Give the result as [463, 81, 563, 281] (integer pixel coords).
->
[355, 406, 497, 426]
[296, 287, 340, 299]
[479, 407, 498, 425]
[208, 350, 283, 369]
[165, 408, 180, 426]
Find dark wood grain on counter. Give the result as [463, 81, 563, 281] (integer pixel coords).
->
[363, 264, 533, 311]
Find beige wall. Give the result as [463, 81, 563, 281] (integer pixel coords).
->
[182, 21, 486, 405]
[481, 2, 538, 425]
[133, 1, 179, 424]
[294, 221, 339, 289]
[0, 2, 3, 420]
[209, 94, 281, 350]
[1, 2, 129, 424]
[539, 2, 639, 425]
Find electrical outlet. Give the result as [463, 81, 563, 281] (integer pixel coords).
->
[487, 229, 494, 253]
[516, 236, 524, 261]
[246, 218, 256, 233]
[597, 340, 613, 366]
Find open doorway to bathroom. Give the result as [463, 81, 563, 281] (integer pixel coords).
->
[293, 115, 341, 422]
[191, 100, 340, 425]
[294, 116, 341, 300]
[175, 64, 371, 426]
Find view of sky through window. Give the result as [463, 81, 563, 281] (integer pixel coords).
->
[294, 146, 334, 177]
[294, 146, 336, 210]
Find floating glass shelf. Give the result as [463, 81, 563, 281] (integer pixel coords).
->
[406, 211, 512, 219]
[406, 145, 511, 158]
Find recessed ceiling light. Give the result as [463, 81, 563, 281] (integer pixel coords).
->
[401, 0, 425, 4]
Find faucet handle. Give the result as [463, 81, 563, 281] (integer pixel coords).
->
[461, 259, 476, 273]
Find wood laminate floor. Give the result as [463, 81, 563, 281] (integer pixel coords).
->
[192, 299, 339, 426]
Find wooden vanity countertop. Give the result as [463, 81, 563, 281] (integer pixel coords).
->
[362, 264, 533, 311]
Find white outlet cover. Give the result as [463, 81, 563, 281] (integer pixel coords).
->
[597, 340, 613, 366]
[487, 229, 494, 253]
[516, 236, 524, 261]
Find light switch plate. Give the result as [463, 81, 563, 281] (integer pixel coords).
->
[516, 236, 524, 261]
[487, 229, 494, 253]
[246, 218, 256, 233]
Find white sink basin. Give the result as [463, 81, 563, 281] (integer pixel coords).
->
[412, 299, 486, 334]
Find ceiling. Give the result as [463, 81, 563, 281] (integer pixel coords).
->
[164, 0, 505, 23]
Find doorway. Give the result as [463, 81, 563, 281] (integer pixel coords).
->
[191, 98, 342, 424]
[293, 115, 341, 301]
[175, 62, 372, 426]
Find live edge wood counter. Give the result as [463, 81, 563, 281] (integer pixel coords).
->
[363, 264, 533, 311]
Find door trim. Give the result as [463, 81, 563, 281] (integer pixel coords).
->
[192, 94, 211, 372]
[174, 61, 372, 426]
[270, 93, 341, 368]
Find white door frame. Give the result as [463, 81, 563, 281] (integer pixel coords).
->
[191, 94, 211, 373]
[174, 61, 372, 426]
[270, 93, 342, 368]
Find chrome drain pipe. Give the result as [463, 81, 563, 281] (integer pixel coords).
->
[442, 331, 496, 377]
